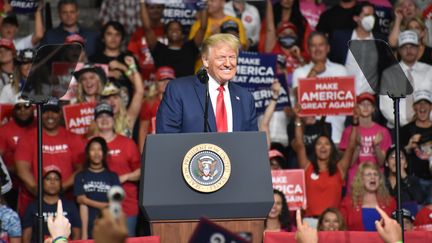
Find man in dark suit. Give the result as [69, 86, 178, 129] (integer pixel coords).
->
[156, 33, 257, 133]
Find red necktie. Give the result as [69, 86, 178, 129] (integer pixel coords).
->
[216, 85, 227, 132]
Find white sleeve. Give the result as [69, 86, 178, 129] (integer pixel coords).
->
[14, 34, 34, 50]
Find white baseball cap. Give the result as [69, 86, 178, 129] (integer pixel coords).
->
[398, 30, 419, 47]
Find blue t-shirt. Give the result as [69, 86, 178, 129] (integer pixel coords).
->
[22, 199, 81, 242]
[74, 169, 120, 238]
[0, 205, 21, 238]
[362, 208, 381, 231]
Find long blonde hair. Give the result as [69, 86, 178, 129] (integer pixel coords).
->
[75, 75, 104, 103]
[350, 162, 391, 208]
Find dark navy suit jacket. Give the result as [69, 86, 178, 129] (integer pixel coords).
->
[156, 76, 258, 133]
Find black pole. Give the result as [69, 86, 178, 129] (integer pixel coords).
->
[37, 104, 44, 243]
[392, 97, 404, 240]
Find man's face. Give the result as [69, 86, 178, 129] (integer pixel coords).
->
[43, 171, 62, 196]
[202, 43, 238, 85]
[308, 35, 330, 63]
[13, 103, 34, 123]
[0, 23, 18, 39]
[0, 47, 14, 64]
[358, 99, 375, 118]
[146, 4, 164, 21]
[42, 110, 61, 132]
[103, 26, 122, 50]
[399, 44, 418, 64]
[59, 4, 79, 27]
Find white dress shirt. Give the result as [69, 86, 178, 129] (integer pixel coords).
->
[209, 75, 233, 132]
[379, 61, 432, 128]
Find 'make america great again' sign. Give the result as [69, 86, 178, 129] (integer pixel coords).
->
[297, 76, 356, 116]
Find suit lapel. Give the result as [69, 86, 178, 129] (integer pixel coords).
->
[228, 82, 241, 131]
[194, 78, 216, 132]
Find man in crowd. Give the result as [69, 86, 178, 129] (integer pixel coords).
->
[15, 99, 85, 216]
[156, 33, 257, 133]
[0, 98, 35, 209]
[292, 31, 348, 144]
[380, 30, 432, 129]
[329, 1, 385, 95]
[40, 0, 99, 57]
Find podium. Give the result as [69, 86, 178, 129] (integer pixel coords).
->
[140, 132, 274, 243]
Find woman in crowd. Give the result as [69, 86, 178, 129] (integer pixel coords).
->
[317, 208, 346, 231]
[72, 64, 107, 104]
[138, 66, 175, 152]
[260, 0, 311, 56]
[0, 49, 33, 103]
[340, 162, 396, 231]
[292, 105, 358, 223]
[91, 102, 141, 236]
[74, 137, 121, 239]
[388, 0, 421, 48]
[264, 189, 292, 232]
[100, 56, 143, 138]
[384, 145, 424, 208]
[262, 0, 309, 74]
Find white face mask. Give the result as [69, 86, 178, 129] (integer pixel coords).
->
[361, 15, 375, 32]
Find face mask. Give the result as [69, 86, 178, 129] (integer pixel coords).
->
[361, 15, 375, 32]
[278, 36, 297, 49]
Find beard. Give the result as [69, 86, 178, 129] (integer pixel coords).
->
[14, 114, 34, 127]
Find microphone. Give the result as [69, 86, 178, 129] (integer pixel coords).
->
[197, 68, 209, 84]
[107, 185, 125, 219]
[197, 68, 210, 132]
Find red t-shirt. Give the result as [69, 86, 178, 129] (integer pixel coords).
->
[106, 135, 141, 216]
[304, 164, 343, 217]
[139, 98, 160, 134]
[414, 207, 432, 226]
[0, 119, 35, 168]
[14, 127, 85, 216]
[127, 26, 165, 80]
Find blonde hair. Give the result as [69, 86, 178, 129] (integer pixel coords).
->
[201, 33, 240, 58]
[350, 162, 391, 208]
[75, 74, 104, 103]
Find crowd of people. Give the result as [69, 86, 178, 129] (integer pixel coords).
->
[0, 0, 432, 241]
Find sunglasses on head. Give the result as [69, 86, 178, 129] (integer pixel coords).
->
[14, 103, 32, 109]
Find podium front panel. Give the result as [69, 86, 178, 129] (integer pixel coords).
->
[140, 132, 274, 221]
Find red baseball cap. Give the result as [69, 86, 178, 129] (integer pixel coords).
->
[65, 34, 86, 45]
[357, 92, 375, 104]
[155, 66, 176, 81]
[0, 38, 16, 52]
[268, 149, 284, 160]
[277, 21, 297, 35]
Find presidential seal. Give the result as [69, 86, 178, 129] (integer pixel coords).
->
[182, 143, 231, 193]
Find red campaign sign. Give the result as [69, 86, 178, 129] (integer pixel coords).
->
[63, 102, 96, 135]
[271, 169, 306, 211]
[297, 76, 356, 116]
[0, 104, 14, 125]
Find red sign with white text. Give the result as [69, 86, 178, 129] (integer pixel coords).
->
[271, 169, 306, 211]
[297, 76, 355, 116]
[0, 104, 14, 125]
[63, 102, 96, 135]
